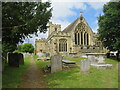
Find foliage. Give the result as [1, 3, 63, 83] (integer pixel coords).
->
[2, 2, 52, 52]
[98, 2, 120, 51]
[19, 43, 34, 53]
[17, 45, 23, 52]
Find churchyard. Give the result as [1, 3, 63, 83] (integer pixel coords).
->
[2, 1, 120, 89]
[2, 53, 119, 88]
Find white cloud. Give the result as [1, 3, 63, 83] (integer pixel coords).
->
[92, 26, 99, 33]
[23, 1, 110, 46]
[50, 18, 70, 30]
[87, 2, 108, 9]
[94, 20, 98, 24]
[50, 0, 111, 2]
[23, 32, 48, 46]
[51, 1, 86, 18]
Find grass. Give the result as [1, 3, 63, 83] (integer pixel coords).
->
[2, 55, 31, 88]
[36, 60, 50, 68]
[43, 57, 118, 88]
[2, 55, 118, 88]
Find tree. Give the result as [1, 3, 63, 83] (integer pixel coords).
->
[17, 45, 23, 52]
[21, 43, 34, 53]
[98, 2, 120, 59]
[2, 2, 52, 52]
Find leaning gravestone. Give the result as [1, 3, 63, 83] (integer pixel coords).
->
[80, 59, 90, 74]
[19, 53, 24, 65]
[8, 53, 19, 67]
[51, 54, 62, 73]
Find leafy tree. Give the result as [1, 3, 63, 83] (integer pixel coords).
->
[21, 43, 34, 53]
[2, 2, 52, 52]
[98, 2, 120, 58]
[17, 45, 23, 52]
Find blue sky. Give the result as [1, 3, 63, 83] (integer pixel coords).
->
[23, 1, 110, 46]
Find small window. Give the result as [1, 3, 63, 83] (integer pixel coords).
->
[93, 47, 95, 49]
[81, 47, 83, 49]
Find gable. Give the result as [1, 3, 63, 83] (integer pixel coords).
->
[62, 15, 94, 34]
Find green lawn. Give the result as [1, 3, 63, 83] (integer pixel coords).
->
[2, 55, 31, 88]
[37, 57, 118, 88]
[2, 55, 119, 88]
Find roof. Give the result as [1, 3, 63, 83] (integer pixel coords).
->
[62, 14, 94, 33]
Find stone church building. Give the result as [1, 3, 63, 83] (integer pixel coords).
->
[35, 13, 107, 56]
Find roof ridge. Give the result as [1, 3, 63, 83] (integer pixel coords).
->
[63, 17, 79, 32]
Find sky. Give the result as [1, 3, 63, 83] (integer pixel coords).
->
[23, 0, 110, 46]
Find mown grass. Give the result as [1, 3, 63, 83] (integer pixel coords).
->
[44, 57, 118, 88]
[2, 55, 31, 88]
[36, 60, 50, 68]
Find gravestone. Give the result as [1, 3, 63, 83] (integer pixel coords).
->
[51, 54, 62, 73]
[2, 53, 7, 71]
[80, 59, 90, 74]
[2, 57, 5, 72]
[2, 53, 7, 63]
[87, 56, 97, 64]
[97, 55, 105, 64]
[8, 53, 19, 67]
[19, 53, 24, 65]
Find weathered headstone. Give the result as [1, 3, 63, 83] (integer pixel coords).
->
[97, 55, 105, 64]
[2, 53, 7, 71]
[2, 58, 5, 71]
[80, 59, 90, 74]
[2, 53, 7, 64]
[87, 56, 98, 64]
[8, 53, 19, 67]
[51, 54, 62, 73]
[19, 53, 24, 65]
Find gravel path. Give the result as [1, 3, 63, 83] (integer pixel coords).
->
[18, 57, 48, 88]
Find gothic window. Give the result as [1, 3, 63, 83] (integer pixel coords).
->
[59, 39, 67, 52]
[75, 33, 77, 45]
[87, 33, 89, 45]
[74, 22, 89, 45]
[81, 32, 83, 45]
[84, 33, 86, 45]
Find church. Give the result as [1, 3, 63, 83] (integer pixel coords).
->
[35, 13, 107, 57]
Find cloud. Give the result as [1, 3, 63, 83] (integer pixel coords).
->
[94, 19, 98, 24]
[23, 32, 48, 46]
[50, 18, 70, 30]
[51, 1, 87, 18]
[87, 2, 107, 10]
[92, 26, 99, 33]
[23, 1, 110, 46]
